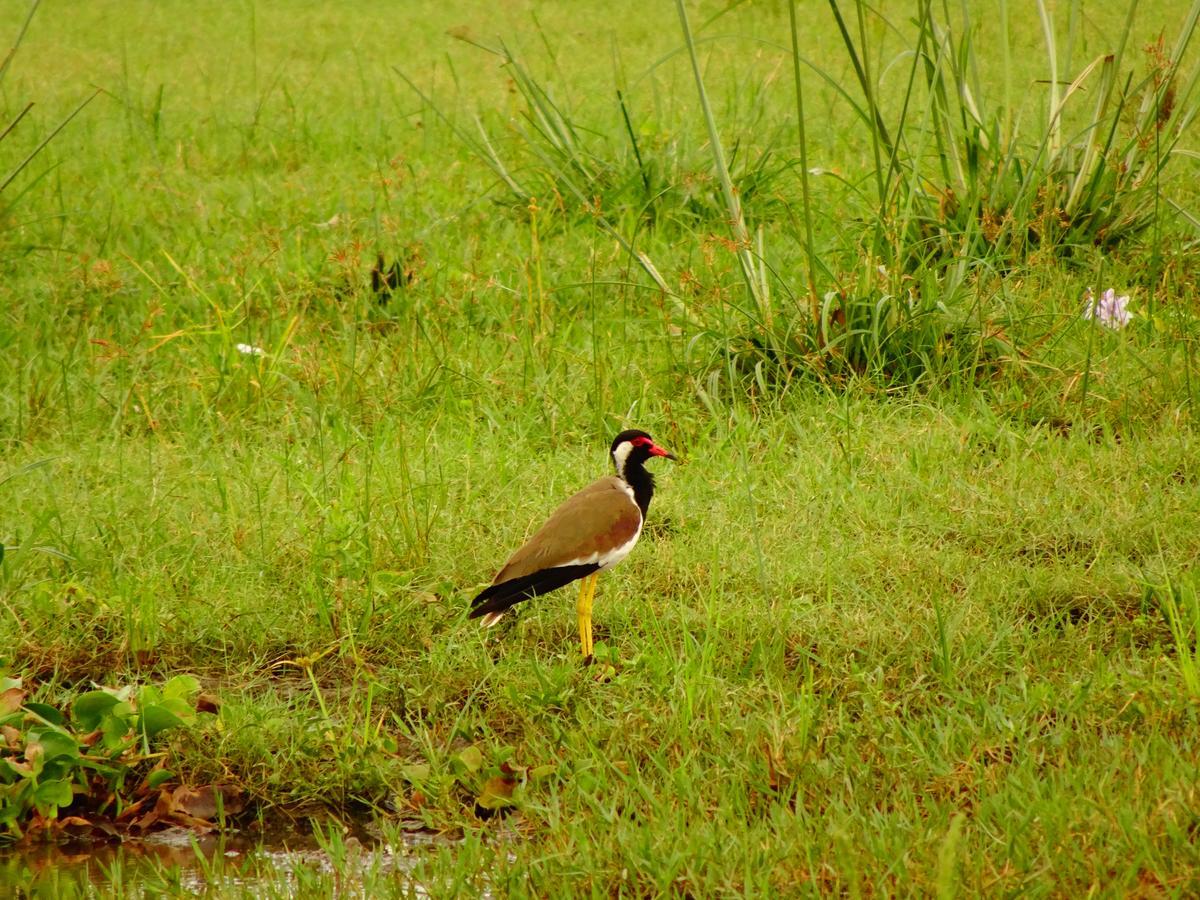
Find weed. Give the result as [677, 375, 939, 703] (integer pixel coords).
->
[0, 673, 227, 842]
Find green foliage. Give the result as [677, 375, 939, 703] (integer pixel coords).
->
[395, 738, 558, 827]
[1146, 571, 1200, 696]
[406, 38, 788, 236]
[832, 0, 1200, 268]
[0, 673, 207, 841]
[675, 0, 1200, 387]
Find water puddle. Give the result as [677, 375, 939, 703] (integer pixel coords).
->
[0, 819, 454, 897]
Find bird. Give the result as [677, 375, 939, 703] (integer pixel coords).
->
[468, 429, 676, 658]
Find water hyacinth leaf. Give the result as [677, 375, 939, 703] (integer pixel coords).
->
[40, 755, 81, 784]
[475, 775, 517, 814]
[139, 685, 162, 706]
[1, 712, 24, 731]
[159, 697, 197, 725]
[28, 729, 78, 762]
[0, 797, 25, 823]
[23, 702, 66, 727]
[0, 756, 33, 779]
[33, 778, 73, 810]
[111, 700, 135, 719]
[101, 705, 134, 749]
[139, 704, 187, 740]
[160, 675, 200, 702]
[72, 691, 121, 731]
[453, 745, 484, 774]
[400, 763, 431, 784]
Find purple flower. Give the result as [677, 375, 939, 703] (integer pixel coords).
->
[1083, 288, 1132, 330]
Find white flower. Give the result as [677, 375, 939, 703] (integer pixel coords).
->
[236, 343, 265, 357]
[1083, 288, 1132, 330]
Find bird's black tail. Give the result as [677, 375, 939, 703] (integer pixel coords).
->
[468, 564, 600, 620]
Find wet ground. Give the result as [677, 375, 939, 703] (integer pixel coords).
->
[0, 820, 449, 897]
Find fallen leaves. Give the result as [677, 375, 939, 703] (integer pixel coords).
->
[119, 783, 246, 834]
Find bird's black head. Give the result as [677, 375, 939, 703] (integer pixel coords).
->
[610, 429, 676, 483]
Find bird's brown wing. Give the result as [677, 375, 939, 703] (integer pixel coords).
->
[493, 476, 642, 584]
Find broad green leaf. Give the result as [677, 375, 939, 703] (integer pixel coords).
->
[475, 775, 516, 811]
[72, 691, 121, 731]
[158, 697, 197, 725]
[23, 702, 65, 727]
[453, 745, 484, 774]
[110, 700, 135, 720]
[0, 757, 33, 781]
[139, 685, 162, 706]
[29, 729, 78, 761]
[138, 704, 186, 740]
[39, 756, 79, 783]
[400, 763, 430, 783]
[529, 764, 558, 780]
[101, 711, 133, 750]
[33, 778, 73, 809]
[161, 675, 200, 702]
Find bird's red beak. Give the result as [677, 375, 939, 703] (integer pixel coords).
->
[648, 442, 677, 461]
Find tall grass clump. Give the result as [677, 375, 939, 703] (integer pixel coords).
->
[1146, 567, 1200, 698]
[396, 33, 793, 313]
[674, 0, 1200, 392]
[833, 0, 1200, 269]
[403, 35, 790, 237]
[672, 0, 1021, 390]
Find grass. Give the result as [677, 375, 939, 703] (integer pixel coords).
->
[3, 0, 1200, 894]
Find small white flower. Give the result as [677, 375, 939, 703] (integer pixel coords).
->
[236, 343, 265, 357]
[1083, 288, 1132, 330]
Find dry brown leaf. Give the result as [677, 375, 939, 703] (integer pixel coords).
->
[0, 687, 25, 715]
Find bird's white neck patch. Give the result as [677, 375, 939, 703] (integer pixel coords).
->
[611, 440, 634, 481]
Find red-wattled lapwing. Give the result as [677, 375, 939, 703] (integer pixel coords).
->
[468, 430, 676, 658]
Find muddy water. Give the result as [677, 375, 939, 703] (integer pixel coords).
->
[0, 822, 448, 897]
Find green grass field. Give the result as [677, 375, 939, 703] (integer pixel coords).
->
[4, 0, 1200, 894]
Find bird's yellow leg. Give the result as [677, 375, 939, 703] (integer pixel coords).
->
[577, 572, 598, 658]
[585, 573, 598, 658]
